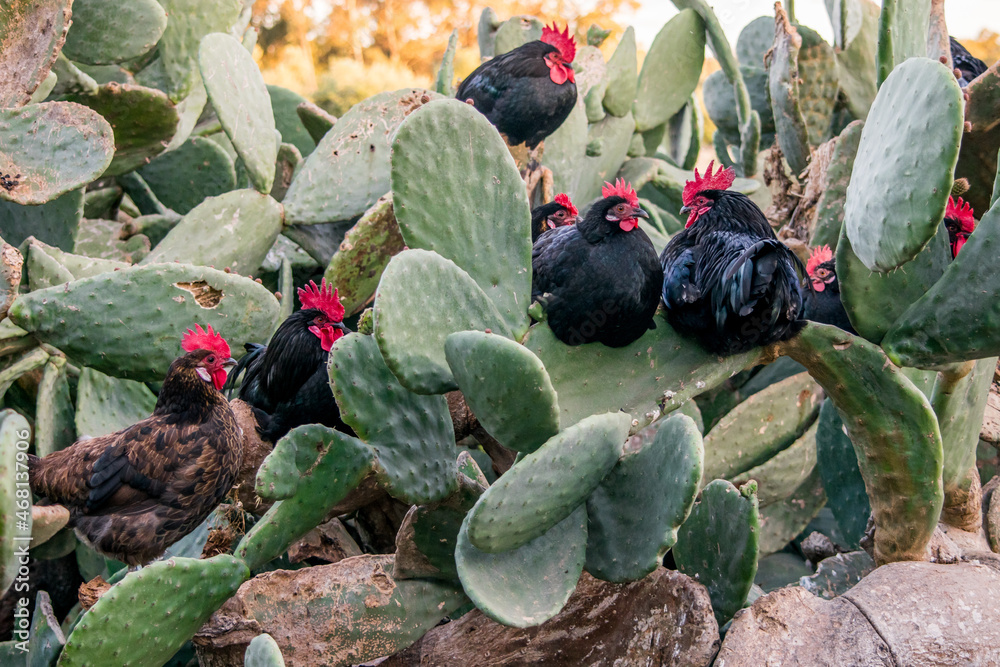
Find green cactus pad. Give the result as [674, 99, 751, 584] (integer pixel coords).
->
[815, 397, 871, 546]
[0, 0, 71, 108]
[782, 323, 942, 564]
[575, 112, 637, 204]
[391, 98, 531, 336]
[811, 120, 863, 249]
[284, 89, 440, 225]
[0, 190, 83, 251]
[0, 103, 113, 205]
[143, 190, 284, 273]
[844, 58, 963, 272]
[493, 16, 543, 56]
[266, 85, 316, 157]
[444, 331, 559, 454]
[600, 27, 637, 118]
[836, 221, 950, 344]
[701, 372, 822, 481]
[882, 198, 1000, 366]
[9, 263, 278, 382]
[0, 348, 49, 402]
[139, 137, 237, 215]
[330, 333, 458, 505]
[324, 195, 404, 316]
[456, 504, 587, 627]
[434, 30, 458, 96]
[373, 249, 511, 394]
[65, 83, 181, 176]
[62, 0, 166, 65]
[75, 367, 157, 439]
[633, 10, 705, 132]
[34, 356, 75, 457]
[0, 410, 31, 594]
[73, 218, 150, 263]
[166, 74, 208, 152]
[296, 101, 337, 143]
[540, 100, 587, 198]
[27, 590, 65, 664]
[245, 634, 284, 667]
[736, 16, 773, 67]
[199, 33, 277, 194]
[59, 555, 249, 667]
[767, 9, 811, 174]
[832, 0, 879, 118]
[467, 412, 630, 552]
[702, 67, 774, 148]
[586, 413, 703, 582]
[524, 317, 762, 430]
[674, 479, 759, 626]
[933, 357, 997, 495]
[157, 0, 242, 100]
[796, 25, 839, 147]
[731, 420, 819, 507]
[756, 467, 827, 556]
[238, 425, 374, 570]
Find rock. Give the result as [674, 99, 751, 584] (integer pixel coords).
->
[800, 531, 838, 565]
[287, 518, 363, 564]
[717, 561, 1000, 666]
[229, 398, 275, 516]
[381, 568, 719, 667]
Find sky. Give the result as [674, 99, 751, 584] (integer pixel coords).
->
[620, 0, 1000, 49]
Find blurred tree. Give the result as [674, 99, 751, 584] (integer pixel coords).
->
[962, 30, 1000, 70]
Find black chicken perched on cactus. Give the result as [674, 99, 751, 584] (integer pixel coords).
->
[531, 180, 663, 347]
[226, 279, 352, 442]
[944, 195, 976, 258]
[802, 245, 857, 335]
[660, 162, 805, 355]
[950, 36, 989, 87]
[531, 193, 579, 242]
[29, 325, 241, 566]
[456, 23, 578, 149]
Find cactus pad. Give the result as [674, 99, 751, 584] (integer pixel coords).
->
[844, 57, 964, 272]
[373, 249, 511, 394]
[391, 99, 532, 336]
[456, 505, 587, 627]
[493, 16, 543, 56]
[9, 263, 278, 382]
[467, 412, 630, 552]
[138, 137, 237, 215]
[0, 103, 113, 205]
[674, 479, 760, 626]
[62, 0, 166, 65]
[602, 27, 638, 118]
[157, 0, 242, 100]
[586, 413, 703, 582]
[75, 367, 157, 438]
[812, 120, 863, 249]
[633, 10, 705, 132]
[284, 89, 440, 226]
[200, 33, 277, 194]
[731, 420, 819, 507]
[767, 7, 811, 174]
[0, 0, 71, 108]
[245, 634, 285, 667]
[143, 190, 284, 273]
[330, 333, 458, 505]
[781, 323, 942, 564]
[756, 467, 827, 556]
[59, 555, 249, 667]
[267, 85, 316, 157]
[444, 331, 559, 454]
[0, 410, 31, 594]
[34, 356, 75, 457]
[815, 397, 871, 546]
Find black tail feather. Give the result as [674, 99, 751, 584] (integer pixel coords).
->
[223, 343, 267, 398]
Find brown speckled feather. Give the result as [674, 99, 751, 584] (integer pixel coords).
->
[29, 350, 242, 565]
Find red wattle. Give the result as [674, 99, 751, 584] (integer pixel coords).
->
[211, 369, 228, 391]
[953, 236, 967, 256]
[310, 324, 344, 352]
[810, 278, 826, 293]
[545, 55, 574, 85]
[619, 219, 637, 232]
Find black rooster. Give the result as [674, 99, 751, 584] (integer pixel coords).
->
[944, 195, 976, 258]
[531, 193, 579, 242]
[30, 325, 241, 566]
[532, 180, 663, 347]
[457, 24, 578, 148]
[950, 36, 988, 87]
[226, 279, 351, 442]
[660, 162, 805, 356]
[802, 245, 856, 334]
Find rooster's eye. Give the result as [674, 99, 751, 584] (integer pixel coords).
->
[206, 355, 215, 364]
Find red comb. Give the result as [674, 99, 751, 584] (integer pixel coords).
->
[946, 196, 976, 233]
[554, 193, 578, 217]
[181, 324, 230, 358]
[602, 179, 639, 207]
[541, 23, 576, 62]
[806, 245, 834, 276]
[682, 161, 736, 206]
[298, 279, 345, 322]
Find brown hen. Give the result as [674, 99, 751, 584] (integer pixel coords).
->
[29, 325, 241, 566]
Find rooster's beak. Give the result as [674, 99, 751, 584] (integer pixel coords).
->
[679, 205, 692, 216]
[633, 206, 650, 220]
[223, 357, 237, 371]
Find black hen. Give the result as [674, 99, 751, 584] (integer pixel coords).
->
[950, 36, 988, 87]
[226, 279, 351, 442]
[532, 180, 663, 347]
[802, 245, 857, 334]
[531, 193, 579, 242]
[456, 24, 577, 148]
[660, 162, 805, 356]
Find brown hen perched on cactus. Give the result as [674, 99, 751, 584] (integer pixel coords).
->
[28, 325, 241, 566]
